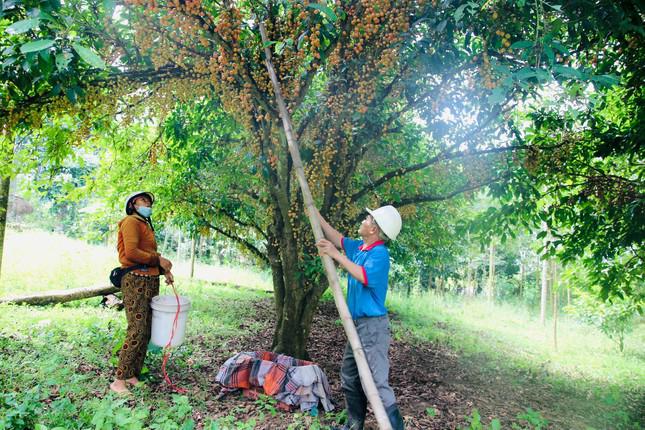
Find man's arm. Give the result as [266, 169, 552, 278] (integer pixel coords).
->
[313, 207, 343, 249]
[316, 239, 366, 284]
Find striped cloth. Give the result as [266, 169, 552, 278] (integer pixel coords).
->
[216, 351, 334, 412]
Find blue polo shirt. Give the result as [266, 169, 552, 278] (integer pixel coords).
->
[341, 237, 390, 319]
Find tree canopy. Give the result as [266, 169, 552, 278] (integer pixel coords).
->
[2, 0, 643, 355]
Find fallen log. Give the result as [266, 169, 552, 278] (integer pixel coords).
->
[0, 285, 119, 305]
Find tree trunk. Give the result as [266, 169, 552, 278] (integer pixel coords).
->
[536, 255, 541, 296]
[552, 289, 558, 351]
[190, 234, 196, 278]
[552, 261, 558, 351]
[518, 257, 525, 298]
[419, 264, 430, 295]
[176, 229, 182, 261]
[465, 262, 474, 297]
[0, 175, 10, 279]
[0, 285, 118, 305]
[162, 227, 170, 254]
[552, 291, 558, 351]
[487, 240, 495, 301]
[540, 258, 548, 325]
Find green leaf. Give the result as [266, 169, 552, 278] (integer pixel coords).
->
[550, 41, 570, 55]
[181, 419, 196, 430]
[535, 69, 551, 82]
[2, 57, 17, 68]
[591, 74, 619, 87]
[274, 41, 286, 55]
[72, 43, 106, 69]
[487, 87, 506, 105]
[510, 40, 533, 50]
[553, 64, 582, 80]
[306, 3, 337, 22]
[544, 46, 555, 65]
[55, 51, 72, 71]
[65, 86, 77, 103]
[454, 4, 467, 22]
[20, 39, 54, 54]
[6, 18, 39, 34]
[103, 0, 116, 15]
[491, 418, 502, 430]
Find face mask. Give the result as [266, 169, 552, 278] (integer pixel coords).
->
[136, 206, 152, 218]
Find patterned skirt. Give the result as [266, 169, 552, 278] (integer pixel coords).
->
[115, 272, 160, 379]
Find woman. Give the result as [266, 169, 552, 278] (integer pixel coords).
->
[110, 191, 174, 394]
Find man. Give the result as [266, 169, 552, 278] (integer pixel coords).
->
[315, 205, 405, 430]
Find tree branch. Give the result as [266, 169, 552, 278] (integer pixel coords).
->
[202, 219, 269, 264]
[1, 65, 190, 119]
[351, 144, 528, 202]
[390, 173, 510, 208]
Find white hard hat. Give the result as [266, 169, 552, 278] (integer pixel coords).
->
[124, 191, 155, 215]
[366, 205, 402, 240]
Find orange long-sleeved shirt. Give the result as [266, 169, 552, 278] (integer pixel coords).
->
[117, 215, 161, 276]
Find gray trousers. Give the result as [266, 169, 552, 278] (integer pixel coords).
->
[341, 315, 396, 409]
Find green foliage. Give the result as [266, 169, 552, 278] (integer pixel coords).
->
[85, 397, 149, 430]
[149, 395, 195, 430]
[565, 288, 639, 353]
[512, 408, 549, 430]
[204, 409, 257, 430]
[254, 394, 278, 417]
[0, 389, 42, 430]
[0, 0, 113, 111]
[475, 81, 644, 304]
[460, 408, 548, 430]
[459, 409, 498, 430]
[426, 407, 438, 417]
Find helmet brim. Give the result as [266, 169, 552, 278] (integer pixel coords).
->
[125, 191, 155, 215]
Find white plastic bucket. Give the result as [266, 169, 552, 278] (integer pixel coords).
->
[150, 295, 191, 347]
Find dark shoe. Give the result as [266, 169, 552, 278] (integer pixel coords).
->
[343, 391, 367, 430]
[386, 404, 405, 430]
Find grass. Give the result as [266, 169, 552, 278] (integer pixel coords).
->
[0, 280, 270, 430]
[0, 228, 279, 429]
[1, 228, 643, 429]
[387, 291, 645, 429]
[387, 292, 645, 389]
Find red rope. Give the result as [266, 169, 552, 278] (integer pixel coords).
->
[160, 281, 187, 393]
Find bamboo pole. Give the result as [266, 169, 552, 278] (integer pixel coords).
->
[259, 22, 392, 430]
